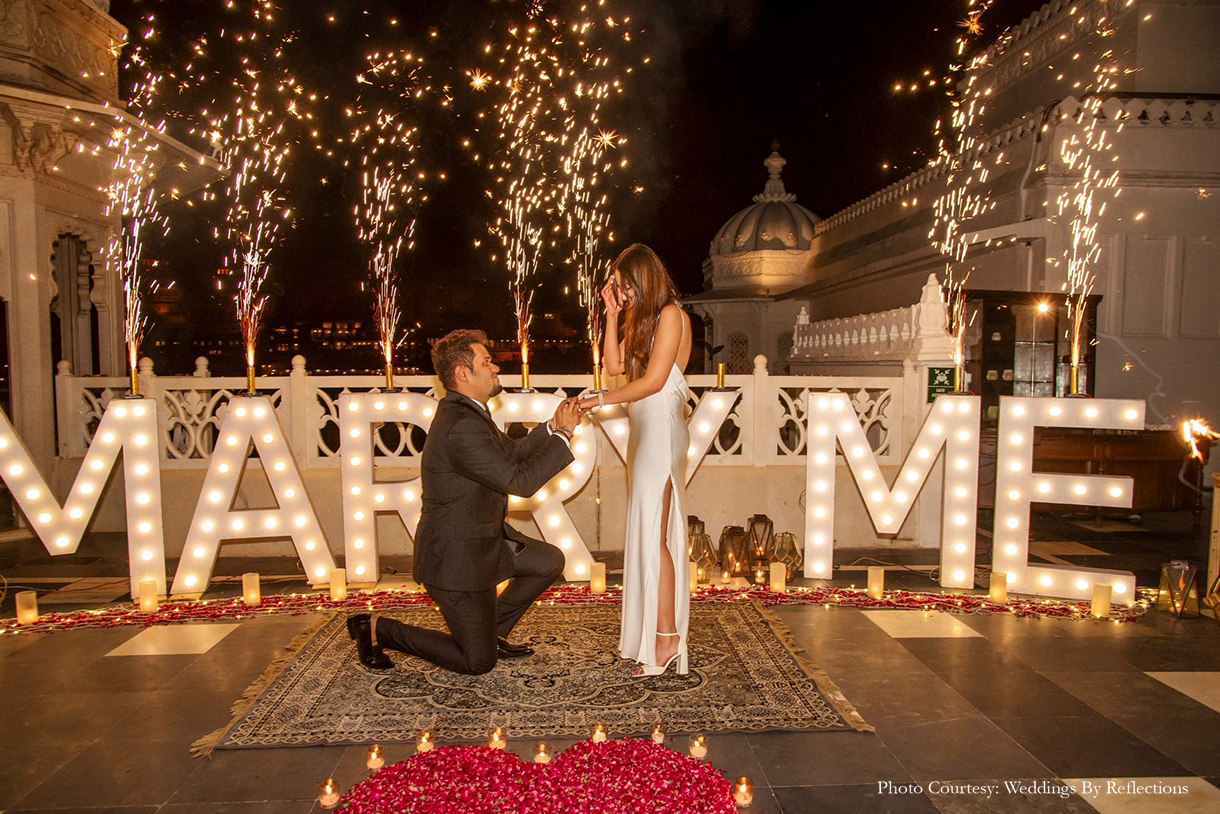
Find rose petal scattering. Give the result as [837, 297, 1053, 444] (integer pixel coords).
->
[1, 582, 1142, 636]
[339, 740, 737, 814]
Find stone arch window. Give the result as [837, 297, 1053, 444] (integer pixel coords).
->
[727, 331, 750, 374]
[50, 234, 101, 376]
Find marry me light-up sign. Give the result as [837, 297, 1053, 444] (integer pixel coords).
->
[0, 388, 737, 594]
[806, 393, 1142, 600]
[0, 389, 1138, 601]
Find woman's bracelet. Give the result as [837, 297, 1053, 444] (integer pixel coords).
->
[596, 392, 605, 409]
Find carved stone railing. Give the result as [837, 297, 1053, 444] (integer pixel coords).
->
[791, 273, 954, 366]
[56, 354, 906, 470]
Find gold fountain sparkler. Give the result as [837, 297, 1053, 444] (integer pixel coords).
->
[928, 0, 999, 393]
[555, 2, 635, 392]
[102, 42, 168, 397]
[1050, 20, 1123, 396]
[351, 51, 432, 390]
[186, 0, 313, 393]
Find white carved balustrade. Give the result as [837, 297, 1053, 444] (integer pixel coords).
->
[55, 354, 905, 471]
[791, 273, 953, 366]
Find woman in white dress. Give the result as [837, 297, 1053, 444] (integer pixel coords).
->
[578, 244, 691, 677]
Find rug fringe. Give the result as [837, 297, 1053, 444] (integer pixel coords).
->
[190, 613, 337, 758]
[753, 601, 874, 734]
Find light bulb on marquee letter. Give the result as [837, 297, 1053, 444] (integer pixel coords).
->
[171, 395, 335, 595]
[0, 399, 166, 596]
[993, 397, 1141, 600]
[804, 393, 981, 589]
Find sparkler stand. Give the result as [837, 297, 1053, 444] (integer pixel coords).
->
[518, 362, 535, 393]
[382, 361, 404, 393]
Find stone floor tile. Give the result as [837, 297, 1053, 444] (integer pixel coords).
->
[0, 740, 92, 810]
[877, 718, 1053, 781]
[831, 671, 983, 724]
[747, 731, 909, 787]
[936, 669, 1097, 718]
[861, 611, 983, 639]
[168, 746, 347, 804]
[1043, 671, 1219, 719]
[992, 716, 1191, 779]
[10, 740, 201, 810]
[0, 691, 149, 743]
[1144, 671, 1220, 714]
[1112, 715, 1220, 777]
[106, 623, 240, 656]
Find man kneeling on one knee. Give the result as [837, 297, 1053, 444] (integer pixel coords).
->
[347, 329, 579, 675]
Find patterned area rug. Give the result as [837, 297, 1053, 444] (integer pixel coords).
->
[195, 601, 870, 753]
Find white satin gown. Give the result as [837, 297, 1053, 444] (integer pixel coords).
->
[619, 313, 691, 667]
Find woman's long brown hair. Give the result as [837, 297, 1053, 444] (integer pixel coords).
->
[614, 244, 680, 380]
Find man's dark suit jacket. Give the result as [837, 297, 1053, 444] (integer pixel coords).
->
[413, 391, 575, 591]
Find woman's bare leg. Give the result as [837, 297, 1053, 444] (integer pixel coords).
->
[655, 477, 679, 665]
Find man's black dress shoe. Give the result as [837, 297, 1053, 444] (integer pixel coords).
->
[347, 613, 394, 670]
[497, 637, 534, 659]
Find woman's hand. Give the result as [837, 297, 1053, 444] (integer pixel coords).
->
[576, 396, 600, 415]
[601, 279, 624, 317]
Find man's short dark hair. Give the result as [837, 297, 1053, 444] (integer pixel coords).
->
[431, 329, 489, 390]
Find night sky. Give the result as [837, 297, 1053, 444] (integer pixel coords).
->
[110, 0, 1050, 352]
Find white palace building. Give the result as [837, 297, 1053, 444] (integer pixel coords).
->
[687, 0, 1220, 433]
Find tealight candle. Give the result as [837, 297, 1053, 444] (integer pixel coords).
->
[416, 730, 434, 753]
[318, 778, 341, 809]
[590, 722, 607, 743]
[366, 744, 384, 771]
[489, 726, 506, 750]
[754, 567, 765, 585]
[651, 723, 665, 744]
[989, 572, 1008, 605]
[689, 733, 708, 759]
[534, 742, 552, 764]
[242, 572, 261, 607]
[590, 562, 607, 594]
[734, 776, 754, 807]
[137, 579, 158, 612]
[329, 568, 347, 601]
[721, 570, 730, 585]
[15, 590, 38, 625]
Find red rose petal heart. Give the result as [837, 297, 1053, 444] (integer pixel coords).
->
[340, 740, 737, 813]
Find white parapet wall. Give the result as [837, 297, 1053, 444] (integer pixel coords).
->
[50, 353, 943, 556]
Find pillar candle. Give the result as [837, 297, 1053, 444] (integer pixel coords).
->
[716, 363, 725, 388]
[590, 562, 606, 594]
[242, 572, 261, 607]
[330, 569, 347, 602]
[769, 562, 786, 592]
[989, 572, 1008, 605]
[138, 579, 158, 612]
[688, 562, 699, 591]
[867, 566, 885, 600]
[15, 590, 38, 625]
[1091, 582, 1112, 618]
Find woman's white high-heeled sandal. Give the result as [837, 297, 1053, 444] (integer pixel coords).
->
[633, 632, 688, 677]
